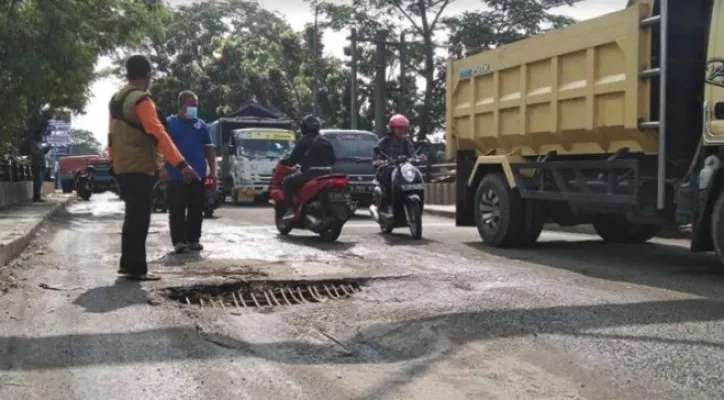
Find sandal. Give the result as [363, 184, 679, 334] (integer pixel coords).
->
[122, 273, 161, 281]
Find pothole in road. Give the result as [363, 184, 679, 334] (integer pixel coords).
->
[162, 278, 368, 309]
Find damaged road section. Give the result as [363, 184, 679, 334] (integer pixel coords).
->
[161, 278, 370, 309]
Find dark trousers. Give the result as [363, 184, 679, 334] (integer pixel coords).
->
[375, 165, 394, 204]
[118, 173, 155, 275]
[167, 180, 205, 245]
[281, 170, 323, 206]
[32, 165, 46, 201]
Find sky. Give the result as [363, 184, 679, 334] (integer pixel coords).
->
[71, 0, 627, 146]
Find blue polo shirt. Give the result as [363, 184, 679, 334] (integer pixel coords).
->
[165, 115, 213, 180]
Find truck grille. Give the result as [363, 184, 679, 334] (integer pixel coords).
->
[257, 174, 272, 184]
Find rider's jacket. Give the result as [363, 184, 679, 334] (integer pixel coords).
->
[375, 134, 415, 161]
[281, 133, 336, 172]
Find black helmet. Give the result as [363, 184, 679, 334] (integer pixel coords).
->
[300, 114, 321, 135]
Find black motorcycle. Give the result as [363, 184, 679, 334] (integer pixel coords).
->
[152, 179, 168, 213]
[368, 148, 425, 239]
[74, 168, 94, 201]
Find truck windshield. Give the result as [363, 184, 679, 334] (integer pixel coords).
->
[323, 131, 377, 159]
[237, 139, 292, 158]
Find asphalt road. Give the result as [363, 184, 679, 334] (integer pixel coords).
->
[0, 193, 723, 399]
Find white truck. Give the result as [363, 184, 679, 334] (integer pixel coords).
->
[227, 128, 295, 204]
[208, 114, 296, 205]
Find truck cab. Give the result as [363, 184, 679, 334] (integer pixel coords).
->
[320, 129, 378, 207]
[227, 128, 295, 204]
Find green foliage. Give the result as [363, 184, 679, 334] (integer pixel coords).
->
[69, 129, 103, 156]
[3, 0, 585, 154]
[0, 0, 166, 152]
[314, 0, 581, 139]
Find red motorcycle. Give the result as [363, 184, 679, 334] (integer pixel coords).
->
[269, 163, 357, 242]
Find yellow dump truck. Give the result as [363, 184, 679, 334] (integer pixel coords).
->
[447, 0, 724, 264]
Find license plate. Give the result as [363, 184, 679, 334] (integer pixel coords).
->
[401, 183, 423, 191]
[328, 191, 349, 202]
[352, 185, 372, 193]
[236, 190, 254, 202]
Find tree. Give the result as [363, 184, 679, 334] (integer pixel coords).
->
[313, 0, 455, 139]
[0, 0, 167, 153]
[69, 129, 103, 156]
[315, 0, 582, 140]
[313, 0, 421, 134]
[443, 0, 579, 58]
[115, 0, 349, 126]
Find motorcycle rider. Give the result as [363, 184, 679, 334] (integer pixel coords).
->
[279, 114, 336, 220]
[373, 114, 426, 213]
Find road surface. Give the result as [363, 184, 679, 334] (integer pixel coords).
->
[0, 193, 723, 399]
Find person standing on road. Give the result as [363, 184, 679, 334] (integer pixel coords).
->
[107, 54, 199, 281]
[29, 130, 51, 202]
[163, 90, 217, 253]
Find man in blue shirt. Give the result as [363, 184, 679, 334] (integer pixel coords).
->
[164, 90, 217, 253]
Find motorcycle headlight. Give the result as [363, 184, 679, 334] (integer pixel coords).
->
[400, 164, 417, 182]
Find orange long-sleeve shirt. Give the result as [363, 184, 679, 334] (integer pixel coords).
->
[107, 98, 187, 173]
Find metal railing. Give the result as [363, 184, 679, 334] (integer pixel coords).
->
[418, 162, 456, 183]
[0, 155, 33, 182]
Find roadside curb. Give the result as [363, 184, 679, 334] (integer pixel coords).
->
[423, 207, 690, 240]
[0, 195, 74, 267]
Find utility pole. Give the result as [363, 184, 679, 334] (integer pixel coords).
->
[349, 28, 358, 130]
[374, 29, 388, 137]
[312, 6, 319, 116]
[398, 32, 407, 116]
[346, 29, 411, 134]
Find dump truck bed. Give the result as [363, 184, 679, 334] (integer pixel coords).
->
[446, 2, 657, 159]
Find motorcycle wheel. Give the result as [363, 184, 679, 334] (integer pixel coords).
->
[319, 220, 343, 242]
[204, 208, 214, 218]
[406, 202, 423, 239]
[380, 221, 393, 234]
[275, 206, 293, 235]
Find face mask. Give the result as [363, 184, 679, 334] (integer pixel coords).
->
[185, 106, 198, 119]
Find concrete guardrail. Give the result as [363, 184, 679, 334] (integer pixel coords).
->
[0, 182, 57, 210]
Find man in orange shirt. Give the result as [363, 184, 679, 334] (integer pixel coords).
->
[107, 55, 199, 281]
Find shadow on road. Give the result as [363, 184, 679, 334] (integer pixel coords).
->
[1, 298, 723, 372]
[464, 240, 724, 299]
[72, 279, 147, 313]
[276, 233, 357, 251]
[378, 232, 436, 246]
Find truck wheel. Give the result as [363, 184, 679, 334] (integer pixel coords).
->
[710, 191, 724, 266]
[518, 199, 545, 246]
[592, 214, 660, 244]
[473, 173, 524, 247]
